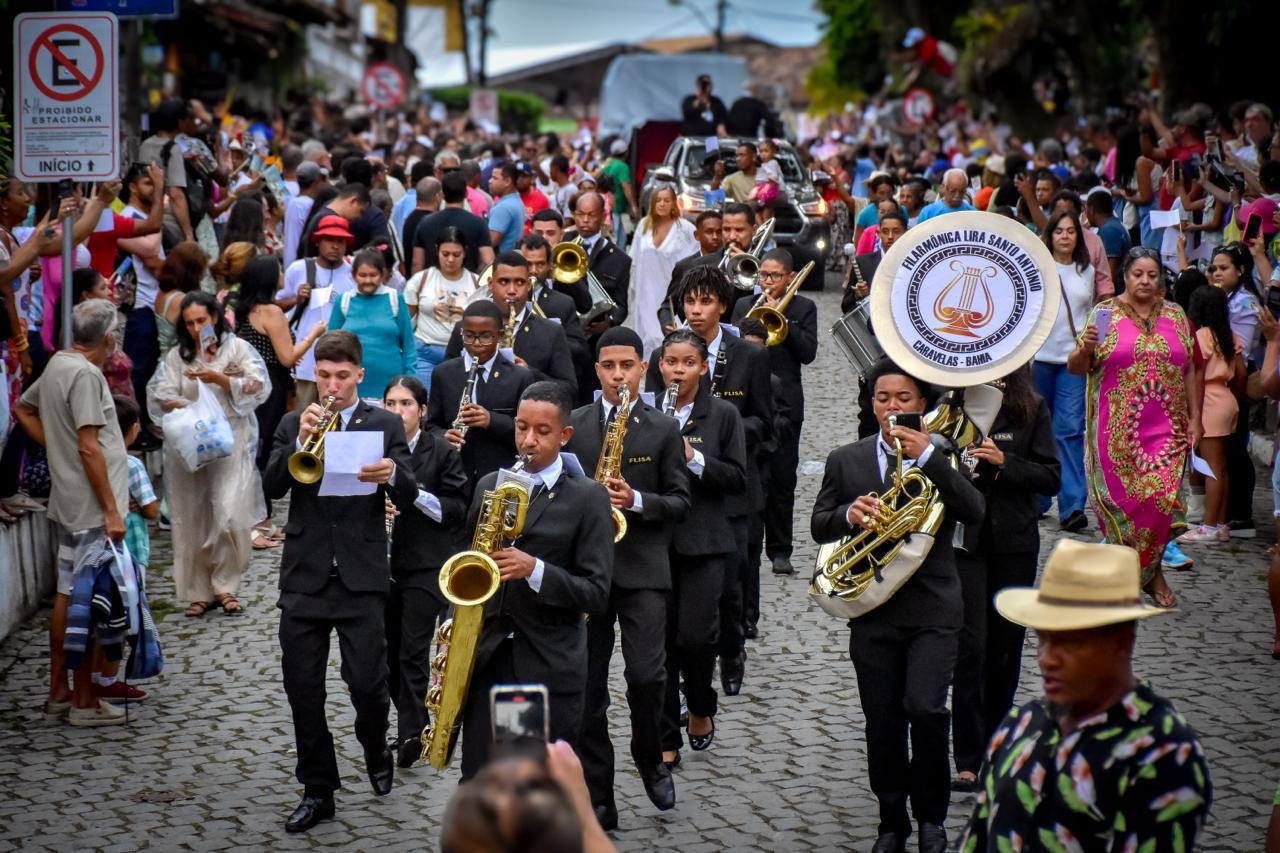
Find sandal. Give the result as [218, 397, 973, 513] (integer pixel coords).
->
[252, 531, 279, 550]
[214, 593, 244, 615]
[185, 601, 214, 617]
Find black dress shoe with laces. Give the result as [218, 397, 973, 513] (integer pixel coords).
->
[366, 745, 395, 796]
[593, 803, 618, 831]
[285, 791, 335, 833]
[720, 653, 744, 695]
[397, 738, 422, 768]
[743, 622, 759, 639]
[870, 831, 905, 853]
[639, 762, 676, 810]
[918, 823, 947, 853]
[771, 555, 796, 575]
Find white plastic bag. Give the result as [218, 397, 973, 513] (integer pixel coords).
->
[162, 381, 234, 472]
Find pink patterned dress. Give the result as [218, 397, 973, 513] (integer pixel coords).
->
[1084, 298, 1192, 584]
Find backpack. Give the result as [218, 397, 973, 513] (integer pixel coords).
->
[159, 139, 212, 228]
[338, 287, 399, 321]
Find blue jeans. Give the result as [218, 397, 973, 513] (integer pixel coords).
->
[1033, 360, 1087, 519]
[415, 342, 447, 394]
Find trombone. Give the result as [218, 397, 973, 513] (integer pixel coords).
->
[552, 237, 617, 324]
[719, 218, 776, 291]
[745, 260, 815, 346]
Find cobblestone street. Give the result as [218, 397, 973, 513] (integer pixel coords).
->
[1, 280, 1277, 851]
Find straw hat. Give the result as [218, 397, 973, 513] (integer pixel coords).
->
[995, 539, 1172, 631]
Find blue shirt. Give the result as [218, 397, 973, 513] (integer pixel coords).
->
[1096, 216, 1132, 259]
[488, 192, 525, 252]
[856, 203, 909, 228]
[390, 190, 418, 237]
[916, 199, 976, 222]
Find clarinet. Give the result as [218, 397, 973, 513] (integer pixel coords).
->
[662, 381, 681, 419]
[453, 362, 480, 443]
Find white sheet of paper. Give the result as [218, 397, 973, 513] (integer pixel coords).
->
[310, 286, 333, 308]
[704, 136, 719, 153]
[318, 431, 382, 496]
[1149, 208, 1182, 230]
[1189, 450, 1216, 480]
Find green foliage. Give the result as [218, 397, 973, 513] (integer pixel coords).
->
[807, 0, 884, 107]
[429, 87, 545, 133]
[953, 5, 1025, 45]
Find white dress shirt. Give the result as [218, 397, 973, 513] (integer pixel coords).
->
[599, 398, 643, 512]
[524, 454, 564, 593]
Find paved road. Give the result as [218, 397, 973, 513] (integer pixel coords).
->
[1, 276, 1277, 851]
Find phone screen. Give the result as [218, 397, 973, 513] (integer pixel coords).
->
[491, 685, 549, 745]
[1245, 214, 1262, 242]
[198, 324, 217, 361]
[889, 413, 923, 432]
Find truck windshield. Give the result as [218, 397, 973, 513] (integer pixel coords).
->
[681, 144, 805, 183]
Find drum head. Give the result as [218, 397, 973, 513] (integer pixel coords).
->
[869, 212, 1061, 386]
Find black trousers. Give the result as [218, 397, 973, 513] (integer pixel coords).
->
[981, 550, 1037, 744]
[717, 515, 748, 660]
[848, 617, 959, 835]
[743, 511, 764, 629]
[662, 552, 725, 751]
[1226, 399, 1255, 524]
[279, 577, 390, 793]
[460, 638, 585, 781]
[385, 580, 446, 744]
[123, 306, 158, 427]
[952, 552, 987, 774]
[580, 586, 668, 809]
[764, 417, 802, 559]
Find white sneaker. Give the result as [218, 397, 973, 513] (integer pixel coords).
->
[67, 699, 129, 727]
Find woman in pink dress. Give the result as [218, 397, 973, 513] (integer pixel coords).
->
[1068, 248, 1202, 608]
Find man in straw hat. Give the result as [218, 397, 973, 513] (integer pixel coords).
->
[959, 539, 1212, 849]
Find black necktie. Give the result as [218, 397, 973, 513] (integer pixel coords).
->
[531, 481, 546, 502]
[881, 446, 900, 492]
[604, 405, 617, 430]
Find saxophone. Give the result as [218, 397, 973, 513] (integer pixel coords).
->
[452, 361, 480, 442]
[421, 454, 532, 769]
[500, 299, 519, 350]
[594, 385, 633, 543]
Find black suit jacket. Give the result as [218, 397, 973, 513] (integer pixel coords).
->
[533, 284, 590, 374]
[565, 230, 630, 326]
[961, 399, 1060, 555]
[666, 387, 747, 556]
[647, 330, 772, 516]
[565, 399, 691, 590]
[840, 251, 883, 314]
[445, 308, 577, 393]
[427, 354, 535, 484]
[390, 429, 472, 595]
[730, 292, 818, 420]
[265, 401, 417, 595]
[473, 467, 614, 692]
[657, 249, 723, 330]
[810, 435, 985, 628]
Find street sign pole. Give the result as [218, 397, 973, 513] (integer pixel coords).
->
[61, 212, 74, 350]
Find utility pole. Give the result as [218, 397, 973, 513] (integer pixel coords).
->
[475, 0, 491, 87]
[715, 0, 726, 52]
[459, 0, 474, 86]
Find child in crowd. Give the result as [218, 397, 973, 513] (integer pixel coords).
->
[750, 139, 783, 221]
[115, 395, 160, 568]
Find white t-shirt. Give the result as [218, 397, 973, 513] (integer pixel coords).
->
[404, 267, 477, 346]
[1037, 262, 1096, 364]
[121, 203, 164, 310]
[756, 159, 782, 185]
[279, 258, 354, 381]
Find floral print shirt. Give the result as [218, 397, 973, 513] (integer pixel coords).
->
[960, 681, 1211, 852]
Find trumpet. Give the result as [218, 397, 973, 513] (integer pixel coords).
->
[746, 260, 815, 346]
[288, 395, 339, 483]
[719, 217, 776, 291]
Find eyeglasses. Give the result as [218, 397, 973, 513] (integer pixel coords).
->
[1125, 247, 1160, 261]
[461, 332, 497, 344]
[758, 271, 787, 281]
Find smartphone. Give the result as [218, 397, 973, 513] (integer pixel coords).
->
[1093, 306, 1113, 339]
[57, 179, 76, 201]
[1244, 213, 1262, 243]
[491, 684, 549, 745]
[112, 256, 134, 281]
[198, 323, 217, 362]
[889, 413, 923, 432]
[1171, 160, 1182, 182]
[1266, 287, 1280, 320]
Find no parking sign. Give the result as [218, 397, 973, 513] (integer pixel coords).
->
[362, 62, 407, 111]
[14, 12, 120, 182]
[902, 87, 936, 126]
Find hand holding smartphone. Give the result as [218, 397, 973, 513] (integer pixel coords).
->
[491, 684, 550, 747]
[1093, 307, 1113, 339]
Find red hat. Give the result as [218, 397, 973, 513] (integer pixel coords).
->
[311, 214, 355, 245]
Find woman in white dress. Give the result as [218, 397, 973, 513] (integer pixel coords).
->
[147, 290, 271, 616]
[629, 186, 698, 355]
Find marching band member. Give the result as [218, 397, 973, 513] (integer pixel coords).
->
[566, 327, 692, 829]
[658, 209, 725, 334]
[381, 375, 471, 770]
[654, 329, 746, 770]
[565, 190, 631, 336]
[443, 251, 578, 393]
[427, 301, 535, 484]
[518, 233, 590, 375]
[459, 381, 614, 779]
[729, 247, 817, 582]
[809, 359, 984, 853]
[264, 330, 417, 833]
[530, 208, 591, 314]
[646, 264, 772, 697]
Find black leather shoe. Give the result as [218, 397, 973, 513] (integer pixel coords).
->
[593, 803, 618, 832]
[771, 555, 796, 575]
[366, 745, 395, 796]
[687, 717, 715, 751]
[396, 738, 422, 769]
[640, 762, 676, 811]
[743, 622, 759, 639]
[285, 791, 335, 833]
[870, 831, 905, 853]
[721, 654, 744, 695]
[1060, 510, 1088, 533]
[918, 823, 947, 853]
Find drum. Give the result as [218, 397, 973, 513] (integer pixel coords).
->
[830, 300, 884, 380]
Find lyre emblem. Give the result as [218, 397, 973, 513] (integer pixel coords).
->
[932, 261, 997, 338]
